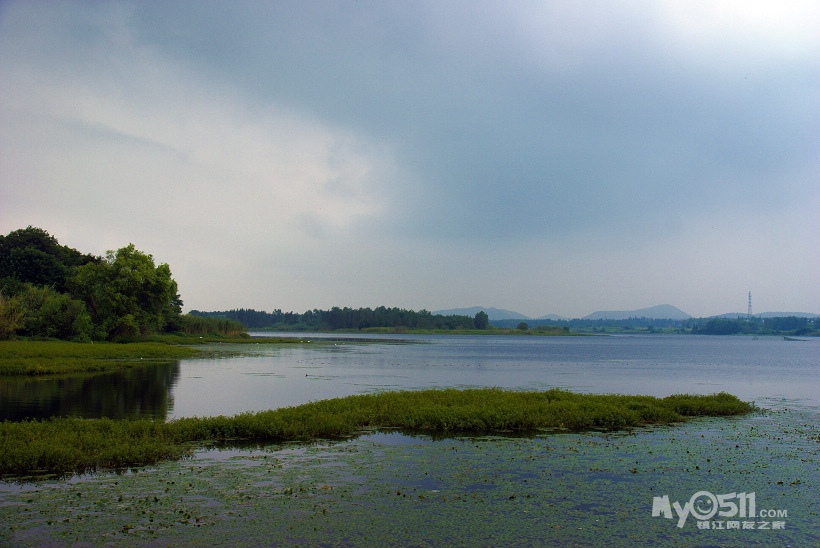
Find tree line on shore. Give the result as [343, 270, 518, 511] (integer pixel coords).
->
[686, 316, 817, 336]
[190, 307, 492, 331]
[0, 227, 243, 341]
[510, 316, 816, 336]
[191, 306, 817, 336]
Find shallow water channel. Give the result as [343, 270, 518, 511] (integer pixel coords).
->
[2, 334, 819, 546]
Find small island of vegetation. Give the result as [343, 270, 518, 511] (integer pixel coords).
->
[0, 388, 753, 478]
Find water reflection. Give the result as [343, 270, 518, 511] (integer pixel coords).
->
[0, 361, 180, 421]
[2, 335, 818, 421]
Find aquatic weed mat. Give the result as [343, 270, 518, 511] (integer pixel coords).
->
[1, 406, 817, 547]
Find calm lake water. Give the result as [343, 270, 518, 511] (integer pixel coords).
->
[3, 334, 818, 421]
[3, 334, 820, 546]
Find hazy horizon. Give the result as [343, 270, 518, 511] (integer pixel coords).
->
[194, 303, 818, 321]
[2, 1, 818, 319]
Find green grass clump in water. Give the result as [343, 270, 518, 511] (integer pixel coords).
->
[0, 338, 308, 376]
[0, 388, 754, 478]
[0, 340, 203, 376]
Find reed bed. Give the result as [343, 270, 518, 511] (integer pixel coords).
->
[0, 340, 202, 375]
[0, 338, 309, 376]
[0, 388, 753, 478]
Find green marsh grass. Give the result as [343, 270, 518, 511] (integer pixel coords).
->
[0, 388, 753, 478]
[0, 337, 307, 376]
[0, 340, 202, 376]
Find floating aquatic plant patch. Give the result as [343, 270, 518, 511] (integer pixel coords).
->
[0, 388, 753, 478]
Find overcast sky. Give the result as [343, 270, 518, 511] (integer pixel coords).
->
[1, 1, 818, 318]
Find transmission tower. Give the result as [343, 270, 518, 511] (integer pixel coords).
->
[747, 291, 752, 317]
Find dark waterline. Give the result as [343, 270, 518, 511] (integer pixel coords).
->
[1, 334, 818, 421]
[0, 361, 180, 421]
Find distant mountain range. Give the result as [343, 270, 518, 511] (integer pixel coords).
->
[536, 314, 571, 321]
[582, 304, 691, 320]
[434, 305, 817, 321]
[433, 307, 532, 321]
[434, 304, 689, 321]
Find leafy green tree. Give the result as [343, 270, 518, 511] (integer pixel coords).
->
[517, 322, 529, 331]
[69, 244, 182, 340]
[474, 311, 490, 330]
[695, 318, 743, 335]
[16, 284, 93, 341]
[0, 226, 98, 292]
[763, 316, 809, 333]
[0, 292, 24, 340]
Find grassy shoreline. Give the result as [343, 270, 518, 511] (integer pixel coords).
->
[0, 332, 577, 377]
[0, 388, 753, 478]
[0, 340, 201, 376]
[0, 337, 307, 376]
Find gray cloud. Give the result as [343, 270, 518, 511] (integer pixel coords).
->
[1, 1, 818, 317]
[137, 2, 816, 240]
